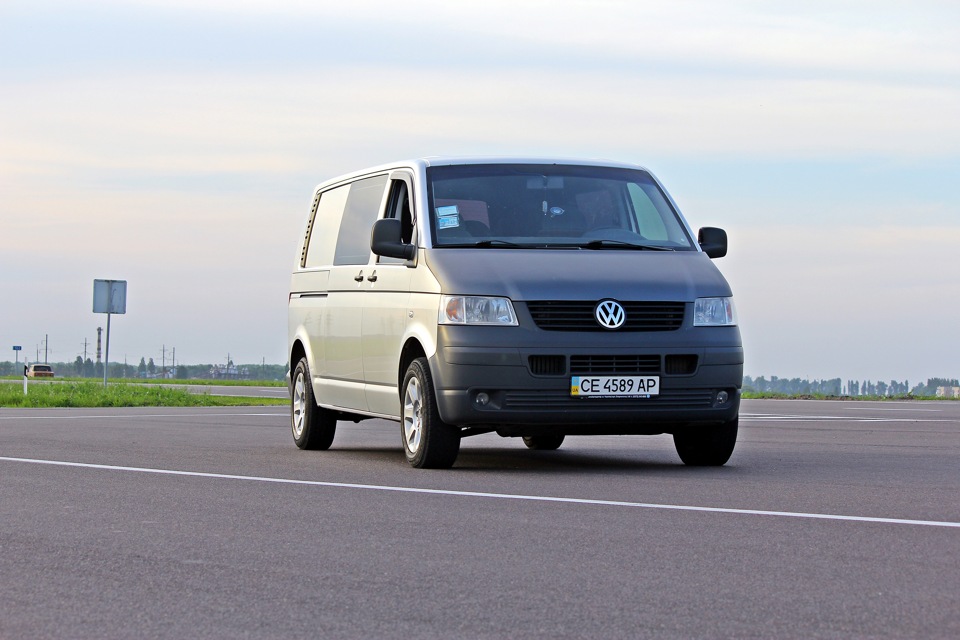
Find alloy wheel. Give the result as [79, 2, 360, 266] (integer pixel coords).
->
[403, 376, 423, 454]
[292, 371, 306, 440]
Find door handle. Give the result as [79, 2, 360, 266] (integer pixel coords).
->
[354, 271, 364, 282]
[366, 270, 378, 283]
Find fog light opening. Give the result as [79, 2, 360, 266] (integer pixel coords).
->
[716, 390, 729, 405]
[475, 392, 490, 407]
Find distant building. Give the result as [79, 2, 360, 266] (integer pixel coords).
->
[209, 363, 250, 380]
[935, 386, 960, 398]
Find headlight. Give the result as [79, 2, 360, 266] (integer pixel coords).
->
[439, 295, 518, 325]
[694, 297, 737, 326]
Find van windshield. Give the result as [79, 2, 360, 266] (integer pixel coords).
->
[426, 164, 695, 250]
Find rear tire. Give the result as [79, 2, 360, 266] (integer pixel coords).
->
[401, 358, 460, 469]
[291, 356, 337, 450]
[673, 418, 738, 466]
[522, 434, 565, 450]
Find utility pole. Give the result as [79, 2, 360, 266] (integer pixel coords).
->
[44, 334, 49, 364]
[162, 344, 166, 378]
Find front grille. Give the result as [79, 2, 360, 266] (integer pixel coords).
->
[503, 388, 715, 410]
[528, 355, 566, 376]
[526, 354, 699, 376]
[664, 354, 699, 375]
[526, 301, 685, 332]
[570, 355, 660, 375]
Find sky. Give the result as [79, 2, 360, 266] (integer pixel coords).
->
[1, 0, 958, 384]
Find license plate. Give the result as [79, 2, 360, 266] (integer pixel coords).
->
[570, 376, 660, 398]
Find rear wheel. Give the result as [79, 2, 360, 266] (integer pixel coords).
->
[401, 358, 460, 468]
[291, 357, 337, 450]
[673, 419, 738, 466]
[522, 434, 565, 450]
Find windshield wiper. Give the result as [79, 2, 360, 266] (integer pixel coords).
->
[474, 239, 523, 247]
[581, 239, 674, 251]
[437, 239, 529, 248]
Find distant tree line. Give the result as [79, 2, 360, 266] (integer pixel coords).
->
[744, 376, 959, 397]
[745, 376, 844, 396]
[845, 379, 912, 396]
[910, 378, 960, 396]
[0, 360, 287, 381]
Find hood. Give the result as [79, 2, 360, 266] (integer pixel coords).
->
[422, 248, 733, 301]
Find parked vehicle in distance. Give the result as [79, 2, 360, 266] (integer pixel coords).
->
[26, 364, 55, 378]
[288, 157, 743, 468]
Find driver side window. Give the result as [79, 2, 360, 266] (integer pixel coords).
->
[378, 177, 415, 264]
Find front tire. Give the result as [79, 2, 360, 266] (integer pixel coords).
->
[673, 419, 738, 466]
[401, 358, 460, 469]
[522, 434, 565, 450]
[291, 357, 337, 450]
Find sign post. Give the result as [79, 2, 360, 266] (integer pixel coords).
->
[93, 280, 127, 387]
[13, 347, 25, 394]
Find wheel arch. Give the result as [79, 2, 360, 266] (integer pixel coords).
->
[290, 338, 308, 376]
[398, 338, 427, 394]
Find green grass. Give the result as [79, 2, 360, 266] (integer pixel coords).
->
[102, 377, 287, 387]
[0, 381, 288, 408]
[0, 375, 287, 387]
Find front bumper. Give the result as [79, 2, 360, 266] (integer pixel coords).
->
[430, 324, 742, 435]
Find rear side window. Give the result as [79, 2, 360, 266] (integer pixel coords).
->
[304, 184, 350, 267]
[302, 174, 389, 268]
[333, 175, 389, 265]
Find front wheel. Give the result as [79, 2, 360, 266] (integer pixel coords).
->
[291, 357, 337, 450]
[673, 419, 738, 466]
[401, 358, 460, 468]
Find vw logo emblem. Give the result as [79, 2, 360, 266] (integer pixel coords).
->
[595, 300, 626, 329]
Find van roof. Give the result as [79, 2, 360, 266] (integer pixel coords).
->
[313, 157, 652, 192]
[419, 156, 648, 170]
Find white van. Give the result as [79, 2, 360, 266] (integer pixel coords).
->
[288, 158, 742, 468]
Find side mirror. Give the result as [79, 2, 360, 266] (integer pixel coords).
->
[698, 227, 727, 259]
[371, 218, 416, 260]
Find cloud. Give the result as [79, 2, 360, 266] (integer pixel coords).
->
[19, 0, 957, 77]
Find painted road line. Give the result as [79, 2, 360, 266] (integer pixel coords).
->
[2, 456, 959, 530]
[740, 414, 953, 423]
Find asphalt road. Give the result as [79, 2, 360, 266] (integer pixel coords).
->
[1, 399, 958, 639]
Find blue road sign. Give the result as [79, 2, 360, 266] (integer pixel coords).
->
[12, 346, 21, 350]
